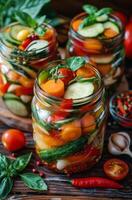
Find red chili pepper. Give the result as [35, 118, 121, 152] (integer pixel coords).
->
[51, 99, 73, 122]
[71, 177, 123, 189]
[117, 98, 126, 115]
[0, 83, 10, 94]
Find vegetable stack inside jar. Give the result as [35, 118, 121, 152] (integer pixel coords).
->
[32, 57, 107, 174]
[67, 4, 125, 88]
[0, 13, 58, 117]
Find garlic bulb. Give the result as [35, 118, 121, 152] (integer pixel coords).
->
[108, 132, 132, 157]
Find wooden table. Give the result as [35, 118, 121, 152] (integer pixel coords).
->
[0, 117, 132, 200]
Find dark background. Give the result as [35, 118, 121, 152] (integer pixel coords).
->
[52, 0, 132, 17]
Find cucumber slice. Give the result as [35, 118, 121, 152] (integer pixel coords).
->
[26, 40, 49, 51]
[103, 21, 120, 33]
[10, 25, 33, 41]
[64, 82, 94, 99]
[3, 32, 21, 45]
[3, 93, 20, 100]
[96, 14, 108, 22]
[4, 99, 29, 117]
[90, 54, 114, 64]
[78, 23, 104, 37]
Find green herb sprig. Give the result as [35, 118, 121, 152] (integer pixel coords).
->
[80, 4, 113, 29]
[0, 153, 47, 199]
[14, 11, 46, 36]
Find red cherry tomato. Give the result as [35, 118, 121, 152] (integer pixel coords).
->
[103, 159, 129, 181]
[2, 129, 26, 151]
[114, 11, 127, 26]
[58, 68, 74, 85]
[124, 22, 132, 58]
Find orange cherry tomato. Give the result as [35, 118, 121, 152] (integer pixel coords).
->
[2, 129, 26, 152]
[103, 159, 129, 181]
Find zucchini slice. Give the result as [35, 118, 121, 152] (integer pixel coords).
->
[3, 32, 21, 45]
[3, 93, 20, 100]
[103, 21, 120, 33]
[90, 54, 114, 64]
[96, 14, 108, 22]
[26, 40, 49, 51]
[10, 25, 33, 41]
[4, 99, 29, 117]
[78, 23, 104, 37]
[64, 82, 94, 99]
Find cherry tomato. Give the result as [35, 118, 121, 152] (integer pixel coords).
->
[2, 129, 26, 151]
[124, 22, 132, 58]
[104, 159, 129, 181]
[58, 68, 74, 85]
[114, 11, 127, 26]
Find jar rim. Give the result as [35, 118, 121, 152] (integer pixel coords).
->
[70, 12, 124, 41]
[35, 59, 104, 108]
[0, 22, 57, 55]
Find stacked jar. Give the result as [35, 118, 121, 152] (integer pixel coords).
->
[0, 22, 58, 117]
[67, 12, 125, 88]
[32, 58, 107, 174]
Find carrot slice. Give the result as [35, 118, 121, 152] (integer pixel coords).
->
[7, 71, 21, 81]
[41, 79, 64, 98]
[104, 28, 119, 38]
[83, 39, 103, 52]
[76, 65, 95, 78]
[96, 64, 111, 76]
[81, 114, 96, 134]
[60, 120, 82, 142]
[72, 19, 83, 31]
[18, 76, 34, 88]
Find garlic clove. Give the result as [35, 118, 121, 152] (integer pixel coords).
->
[108, 138, 122, 155]
[111, 134, 128, 151]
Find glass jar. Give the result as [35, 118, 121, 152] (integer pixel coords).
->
[0, 22, 58, 117]
[67, 13, 125, 88]
[32, 60, 107, 174]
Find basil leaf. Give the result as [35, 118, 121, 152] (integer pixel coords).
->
[35, 26, 46, 36]
[0, 154, 10, 170]
[14, 11, 37, 28]
[20, 173, 48, 191]
[66, 57, 86, 71]
[36, 15, 46, 26]
[79, 15, 96, 29]
[95, 8, 113, 17]
[83, 4, 98, 15]
[0, 177, 13, 200]
[12, 153, 32, 173]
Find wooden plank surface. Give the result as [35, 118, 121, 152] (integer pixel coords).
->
[0, 119, 132, 200]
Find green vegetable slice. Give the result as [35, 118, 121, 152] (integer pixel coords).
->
[103, 21, 120, 33]
[4, 99, 29, 117]
[39, 136, 88, 162]
[78, 23, 104, 37]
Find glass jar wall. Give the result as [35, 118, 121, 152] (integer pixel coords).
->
[0, 22, 58, 117]
[32, 59, 107, 174]
[67, 13, 125, 88]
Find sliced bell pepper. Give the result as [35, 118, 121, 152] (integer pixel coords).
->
[15, 86, 33, 96]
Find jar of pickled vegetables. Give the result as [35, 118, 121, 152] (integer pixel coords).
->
[0, 21, 58, 117]
[67, 5, 125, 88]
[32, 57, 107, 174]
